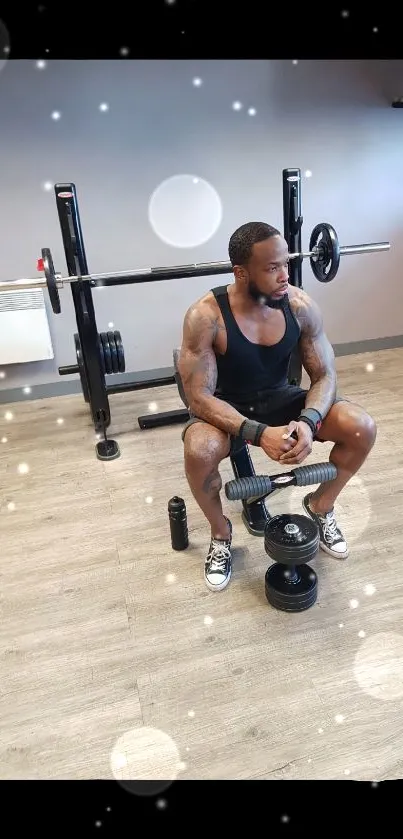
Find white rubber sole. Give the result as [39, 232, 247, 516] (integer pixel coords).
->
[204, 568, 232, 592]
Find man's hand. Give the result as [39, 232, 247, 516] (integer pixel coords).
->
[259, 423, 299, 462]
[278, 420, 314, 465]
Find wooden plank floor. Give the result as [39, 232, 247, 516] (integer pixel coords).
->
[1, 347, 403, 782]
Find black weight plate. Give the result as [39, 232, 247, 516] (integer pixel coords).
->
[309, 222, 341, 283]
[265, 563, 318, 611]
[264, 513, 319, 565]
[113, 330, 126, 373]
[107, 331, 119, 374]
[100, 332, 113, 375]
[42, 247, 61, 314]
[74, 332, 90, 403]
[98, 335, 106, 375]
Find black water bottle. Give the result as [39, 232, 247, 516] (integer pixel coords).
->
[168, 496, 189, 551]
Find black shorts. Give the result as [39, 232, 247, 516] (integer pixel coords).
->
[181, 385, 346, 456]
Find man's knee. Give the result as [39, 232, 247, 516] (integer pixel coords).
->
[330, 401, 377, 448]
[183, 421, 231, 467]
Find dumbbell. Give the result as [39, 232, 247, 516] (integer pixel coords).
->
[225, 461, 338, 612]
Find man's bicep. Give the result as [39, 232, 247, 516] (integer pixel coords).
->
[298, 297, 335, 381]
[178, 306, 218, 401]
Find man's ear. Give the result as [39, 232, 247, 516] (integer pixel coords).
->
[233, 265, 248, 283]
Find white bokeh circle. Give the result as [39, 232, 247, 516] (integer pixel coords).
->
[110, 726, 182, 796]
[0, 19, 10, 73]
[354, 632, 403, 700]
[148, 174, 222, 248]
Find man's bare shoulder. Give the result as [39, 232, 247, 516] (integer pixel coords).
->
[182, 291, 224, 342]
[287, 284, 323, 331]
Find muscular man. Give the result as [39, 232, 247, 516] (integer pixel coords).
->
[177, 222, 377, 592]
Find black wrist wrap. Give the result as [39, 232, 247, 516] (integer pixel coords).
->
[239, 419, 267, 446]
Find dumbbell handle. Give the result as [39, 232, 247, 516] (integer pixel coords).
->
[224, 462, 337, 502]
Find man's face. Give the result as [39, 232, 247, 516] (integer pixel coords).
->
[238, 235, 290, 309]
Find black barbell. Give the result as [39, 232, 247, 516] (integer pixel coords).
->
[0, 222, 390, 315]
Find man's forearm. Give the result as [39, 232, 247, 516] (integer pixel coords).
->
[304, 372, 337, 419]
[190, 394, 252, 437]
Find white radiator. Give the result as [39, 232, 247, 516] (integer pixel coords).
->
[0, 288, 54, 365]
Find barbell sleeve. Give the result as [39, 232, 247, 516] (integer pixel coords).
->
[289, 240, 390, 260]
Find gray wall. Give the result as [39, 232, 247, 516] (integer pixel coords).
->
[0, 58, 403, 397]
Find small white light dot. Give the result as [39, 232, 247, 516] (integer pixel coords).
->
[358, 630, 366, 638]
[166, 573, 176, 584]
[99, 102, 109, 112]
[339, 623, 344, 628]
[35, 59, 47, 69]
[95, 822, 102, 828]
[188, 710, 195, 718]
[204, 615, 213, 626]
[108, 322, 114, 328]
[304, 169, 312, 178]
[281, 815, 290, 823]
[1, 437, 8, 443]
[344, 769, 350, 775]
[57, 417, 64, 425]
[23, 387, 31, 395]
[0, 371, 6, 378]
[156, 799, 167, 809]
[185, 747, 190, 752]
[165, 0, 176, 4]
[335, 714, 345, 724]
[364, 584, 376, 596]
[371, 781, 379, 788]
[192, 77, 202, 87]
[350, 598, 359, 609]
[7, 502, 16, 512]
[51, 111, 61, 120]
[341, 10, 349, 18]
[148, 401, 158, 412]
[232, 101, 243, 111]
[193, 177, 199, 184]
[18, 462, 29, 475]
[292, 59, 298, 65]
[318, 727, 324, 734]
[3, 45, 10, 55]
[4, 411, 13, 421]
[145, 495, 153, 504]
[43, 181, 53, 192]
[248, 107, 257, 116]
[373, 27, 378, 33]
[308, 758, 312, 763]
[366, 363, 374, 373]
[120, 47, 129, 56]
[45, 49, 49, 53]
[95, 433, 102, 441]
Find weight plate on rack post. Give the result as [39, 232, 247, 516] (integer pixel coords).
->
[107, 331, 119, 374]
[100, 332, 113, 374]
[74, 333, 90, 403]
[113, 330, 126, 373]
[98, 335, 106, 375]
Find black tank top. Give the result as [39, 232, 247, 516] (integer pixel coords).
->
[211, 285, 301, 403]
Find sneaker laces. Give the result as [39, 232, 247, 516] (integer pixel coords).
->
[318, 510, 339, 543]
[208, 540, 231, 572]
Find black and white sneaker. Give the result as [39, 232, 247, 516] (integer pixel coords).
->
[302, 493, 349, 560]
[204, 518, 233, 592]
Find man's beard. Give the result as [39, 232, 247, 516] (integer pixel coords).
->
[247, 281, 288, 310]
